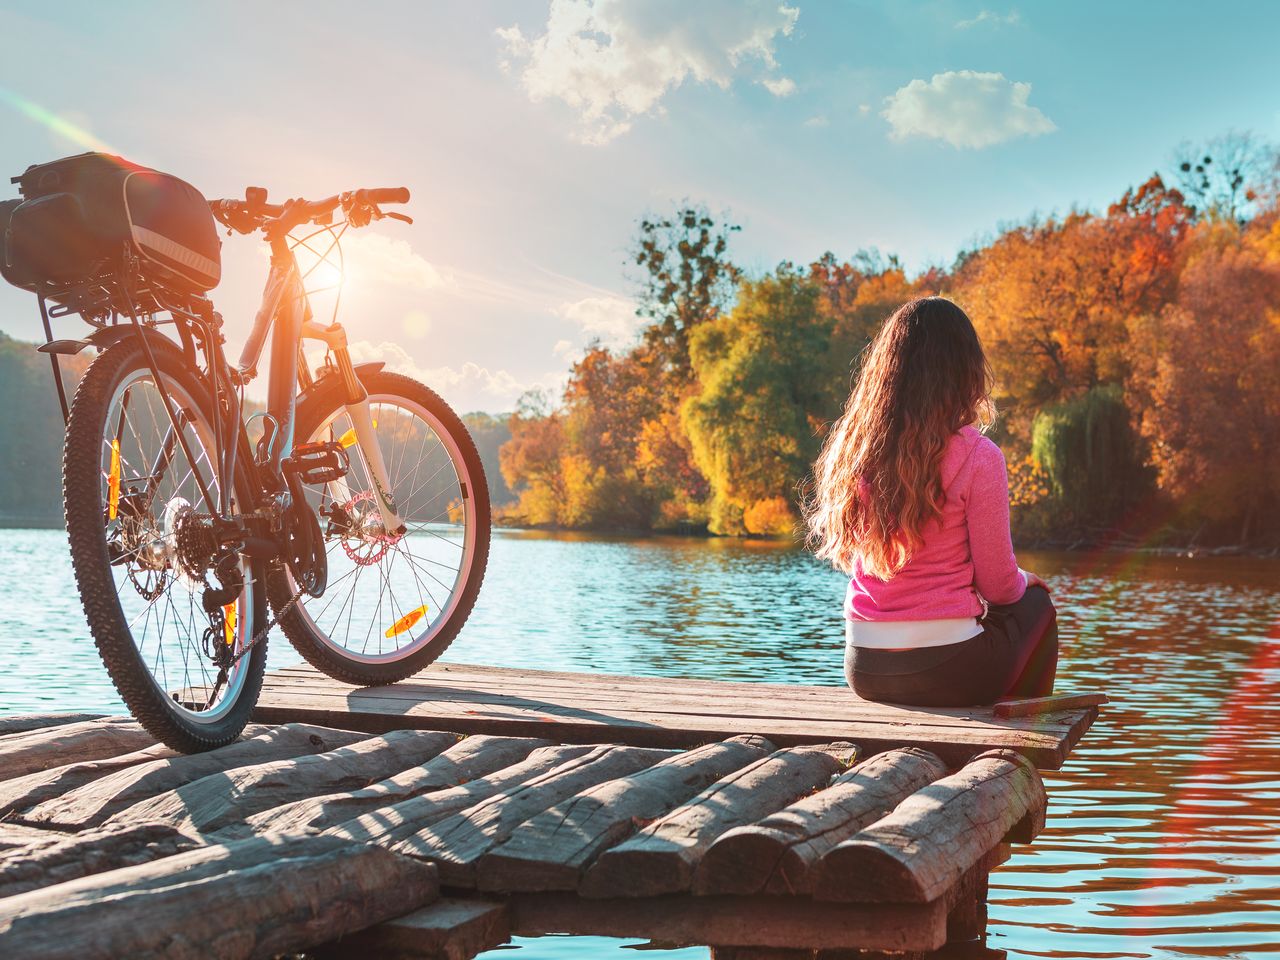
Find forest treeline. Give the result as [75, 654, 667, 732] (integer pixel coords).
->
[0, 333, 513, 525]
[499, 133, 1280, 548]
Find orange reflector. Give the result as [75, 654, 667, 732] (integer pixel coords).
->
[338, 419, 377, 448]
[107, 440, 121, 520]
[223, 603, 237, 646]
[385, 605, 428, 639]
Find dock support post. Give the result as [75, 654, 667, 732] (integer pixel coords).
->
[944, 866, 991, 944]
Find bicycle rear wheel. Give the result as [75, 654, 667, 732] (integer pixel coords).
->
[63, 337, 267, 752]
[267, 370, 490, 685]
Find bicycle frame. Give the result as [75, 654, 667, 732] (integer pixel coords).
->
[236, 231, 407, 536]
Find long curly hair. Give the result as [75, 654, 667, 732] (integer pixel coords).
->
[804, 297, 995, 578]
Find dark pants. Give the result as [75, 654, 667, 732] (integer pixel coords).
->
[845, 585, 1058, 707]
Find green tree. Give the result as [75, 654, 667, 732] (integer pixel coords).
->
[683, 267, 833, 535]
[1030, 385, 1150, 531]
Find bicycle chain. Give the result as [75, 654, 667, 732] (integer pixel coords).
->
[229, 580, 305, 667]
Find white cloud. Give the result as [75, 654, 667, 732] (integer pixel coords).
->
[558, 295, 642, 348]
[803, 114, 828, 128]
[340, 233, 445, 290]
[552, 338, 575, 357]
[339, 341, 533, 410]
[954, 9, 1020, 29]
[284, 231, 444, 292]
[762, 76, 797, 97]
[498, 0, 800, 145]
[882, 70, 1055, 149]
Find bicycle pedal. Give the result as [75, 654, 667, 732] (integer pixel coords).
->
[283, 441, 350, 484]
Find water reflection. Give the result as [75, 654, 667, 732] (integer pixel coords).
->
[0, 529, 1276, 959]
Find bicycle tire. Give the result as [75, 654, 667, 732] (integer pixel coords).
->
[63, 337, 268, 752]
[267, 370, 491, 685]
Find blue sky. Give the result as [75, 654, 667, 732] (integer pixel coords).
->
[1, 0, 1277, 412]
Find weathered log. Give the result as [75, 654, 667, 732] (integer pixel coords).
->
[993, 692, 1107, 718]
[22, 723, 369, 829]
[394, 744, 673, 885]
[226, 734, 550, 839]
[813, 749, 1046, 902]
[0, 724, 273, 818]
[0, 833, 439, 960]
[0, 714, 107, 738]
[0, 718, 157, 781]
[109, 729, 457, 834]
[0, 821, 204, 898]
[477, 735, 775, 892]
[0, 822, 65, 852]
[693, 747, 947, 896]
[317, 898, 510, 960]
[326, 744, 596, 847]
[0, 743, 175, 818]
[580, 744, 853, 899]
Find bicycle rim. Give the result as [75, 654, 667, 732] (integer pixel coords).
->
[288, 392, 482, 663]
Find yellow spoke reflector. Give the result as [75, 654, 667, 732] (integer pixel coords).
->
[338, 418, 378, 448]
[223, 603, 237, 646]
[107, 440, 121, 520]
[385, 604, 428, 639]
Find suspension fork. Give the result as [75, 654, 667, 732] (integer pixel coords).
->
[301, 320, 406, 536]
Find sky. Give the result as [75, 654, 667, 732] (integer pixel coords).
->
[1, 0, 1278, 413]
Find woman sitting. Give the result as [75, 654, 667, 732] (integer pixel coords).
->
[805, 296, 1058, 707]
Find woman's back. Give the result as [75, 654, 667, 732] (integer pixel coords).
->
[846, 425, 1026, 622]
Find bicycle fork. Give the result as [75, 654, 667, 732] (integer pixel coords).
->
[301, 320, 407, 537]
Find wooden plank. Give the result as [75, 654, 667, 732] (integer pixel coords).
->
[249, 687, 1077, 769]
[0, 714, 108, 738]
[993, 693, 1108, 718]
[508, 891, 947, 953]
[0, 718, 157, 781]
[580, 744, 854, 899]
[318, 898, 510, 960]
[260, 668, 1083, 733]
[0, 833, 439, 960]
[812, 750, 1046, 903]
[327, 744, 597, 847]
[692, 747, 948, 897]
[228, 735, 553, 839]
[109, 729, 458, 834]
[394, 745, 673, 886]
[0, 821, 204, 899]
[21, 723, 369, 829]
[477, 735, 776, 892]
[0, 722, 263, 818]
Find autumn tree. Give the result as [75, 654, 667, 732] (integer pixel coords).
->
[1128, 217, 1280, 542]
[954, 176, 1190, 429]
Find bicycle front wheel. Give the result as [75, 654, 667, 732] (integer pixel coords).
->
[63, 337, 267, 752]
[268, 369, 491, 685]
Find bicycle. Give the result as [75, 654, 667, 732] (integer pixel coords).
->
[0, 153, 491, 752]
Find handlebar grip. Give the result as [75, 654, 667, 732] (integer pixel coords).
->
[358, 187, 410, 205]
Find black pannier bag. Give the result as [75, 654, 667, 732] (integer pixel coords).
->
[4, 152, 220, 297]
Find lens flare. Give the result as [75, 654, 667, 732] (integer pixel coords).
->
[0, 87, 119, 154]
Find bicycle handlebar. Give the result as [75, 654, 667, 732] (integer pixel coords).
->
[210, 186, 411, 236]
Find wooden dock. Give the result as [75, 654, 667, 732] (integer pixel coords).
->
[0, 664, 1103, 960]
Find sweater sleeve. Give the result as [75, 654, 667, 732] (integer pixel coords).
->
[964, 438, 1027, 606]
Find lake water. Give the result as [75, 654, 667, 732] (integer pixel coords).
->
[1, 527, 1277, 959]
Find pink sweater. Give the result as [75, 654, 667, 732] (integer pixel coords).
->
[845, 426, 1027, 621]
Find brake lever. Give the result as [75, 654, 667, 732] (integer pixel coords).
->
[384, 211, 413, 225]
